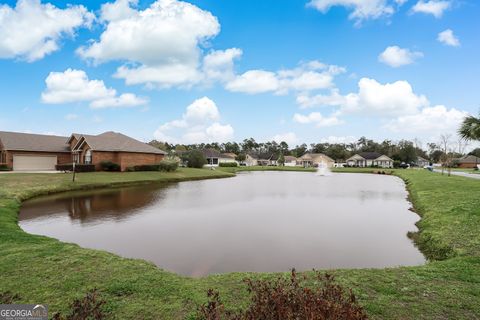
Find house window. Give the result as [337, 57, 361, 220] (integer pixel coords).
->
[84, 150, 92, 164]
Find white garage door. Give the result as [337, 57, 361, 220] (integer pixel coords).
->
[13, 155, 57, 171]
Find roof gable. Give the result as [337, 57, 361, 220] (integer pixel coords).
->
[74, 132, 166, 154]
[0, 131, 70, 153]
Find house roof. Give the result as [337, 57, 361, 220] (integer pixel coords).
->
[417, 156, 429, 162]
[457, 155, 480, 164]
[358, 152, 383, 160]
[0, 131, 70, 153]
[201, 148, 222, 158]
[221, 152, 237, 159]
[76, 132, 166, 155]
[299, 153, 334, 162]
[284, 156, 297, 162]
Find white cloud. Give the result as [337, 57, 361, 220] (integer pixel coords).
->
[154, 97, 234, 143]
[437, 29, 460, 47]
[307, 0, 403, 23]
[41, 69, 148, 109]
[65, 113, 78, 120]
[411, 0, 451, 18]
[341, 78, 429, 116]
[293, 112, 343, 127]
[78, 0, 221, 88]
[320, 135, 357, 144]
[202, 48, 243, 82]
[0, 0, 93, 62]
[296, 89, 348, 108]
[378, 46, 423, 67]
[225, 61, 345, 95]
[272, 132, 298, 144]
[385, 105, 468, 136]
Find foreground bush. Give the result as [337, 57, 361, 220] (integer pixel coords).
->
[196, 270, 367, 320]
[219, 162, 238, 167]
[56, 164, 96, 172]
[130, 160, 179, 172]
[100, 161, 120, 172]
[0, 164, 10, 171]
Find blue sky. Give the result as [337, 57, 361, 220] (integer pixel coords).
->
[0, 0, 479, 148]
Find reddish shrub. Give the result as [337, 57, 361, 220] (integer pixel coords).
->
[197, 269, 367, 320]
[53, 289, 106, 320]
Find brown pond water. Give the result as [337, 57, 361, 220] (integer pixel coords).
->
[19, 171, 425, 277]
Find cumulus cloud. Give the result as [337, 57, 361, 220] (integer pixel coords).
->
[320, 135, 357, 144]
[437, 29, 460, 47]
[293, 112, 343, 127]
[378, 46, 423, 67]
[384, 105, 468, 135]
[411, 0, 451, 18]
[307, 0, 405, 23]
[298, 78, 429, 116]
[271, 132, 298, 145]
[154, 97, 234, 143]
[41, 69, 148, 109]
[226, 61, 345, 95]
[77, 0, 225, 88]
[0, 0, 93, 62]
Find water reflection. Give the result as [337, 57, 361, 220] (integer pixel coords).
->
[19, 172, 425, 277]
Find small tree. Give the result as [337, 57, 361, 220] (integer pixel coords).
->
[183, 150, 207, 168]
[235, 153, 246, 165]
[278, 153, 285, 166]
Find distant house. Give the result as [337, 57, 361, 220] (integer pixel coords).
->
[455, 155, 480, 168]
[220, 153, 238, 165]
[346, 152, 393, 168]
[415, 156, 430, 167]
[257, 154, 277, 166]
[245, 154, 258, 166]
[201, 148, 222, 166]
[297, 153, 334, 168]
[0, 131, 166, 171]
[283, 155, 298, 167]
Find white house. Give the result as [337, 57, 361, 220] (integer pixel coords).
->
[283, 155, 298, 167]
[346, 152, 393, 168]
[297, 153, 335, 168]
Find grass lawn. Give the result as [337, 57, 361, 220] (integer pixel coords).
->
[1, 167, 480, 319]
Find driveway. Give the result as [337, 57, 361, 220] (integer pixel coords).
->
[433, 169, 480, 180]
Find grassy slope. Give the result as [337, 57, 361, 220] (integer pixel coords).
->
[0, 168, 479, 319]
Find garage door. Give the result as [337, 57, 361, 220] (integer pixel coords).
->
[13, 155, 57, 171]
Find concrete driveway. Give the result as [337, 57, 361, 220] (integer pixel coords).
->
[433, 169, 480, 180]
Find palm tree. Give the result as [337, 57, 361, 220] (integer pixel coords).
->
[459, 114, 480, 141]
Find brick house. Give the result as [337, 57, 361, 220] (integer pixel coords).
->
[0, 131, 166, 171]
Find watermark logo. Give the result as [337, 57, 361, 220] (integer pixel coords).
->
[0, 304, 48, 320]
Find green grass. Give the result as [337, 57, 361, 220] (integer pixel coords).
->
[1, 167, 480, 319]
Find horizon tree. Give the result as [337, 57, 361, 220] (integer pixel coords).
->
[458, 114, 480, 141]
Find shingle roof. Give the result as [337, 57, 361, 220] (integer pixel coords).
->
[358, 152, 383, 160]
[457, 155, 480, 164]
[0, 131, 70, 153]
[77, 132, 166, 154]
[201, 148, 222, 158]
[284, 156, 297, 162]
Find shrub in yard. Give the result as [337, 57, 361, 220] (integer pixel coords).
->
[196, 269, 368, 320]
[53, 289, 106, 320]
[158, 160, 179, 172]
[0, 164, 10, 171]
[182, 150, 207, 168]
[100, 161, 121, 172]
[219, 162, 238, 167]
[56, 164, 96, 172]
[133, 164, 160, 171]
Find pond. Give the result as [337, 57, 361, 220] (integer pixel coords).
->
[19, 171, 425, 277]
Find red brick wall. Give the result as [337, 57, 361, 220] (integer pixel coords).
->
[4, 151, 71, 169]
[118, 152, 165, 171]
[458, 163, 478, 168]
[91, 151, 119, 170]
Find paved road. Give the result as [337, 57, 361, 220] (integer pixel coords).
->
[433, 169, 480, 180]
